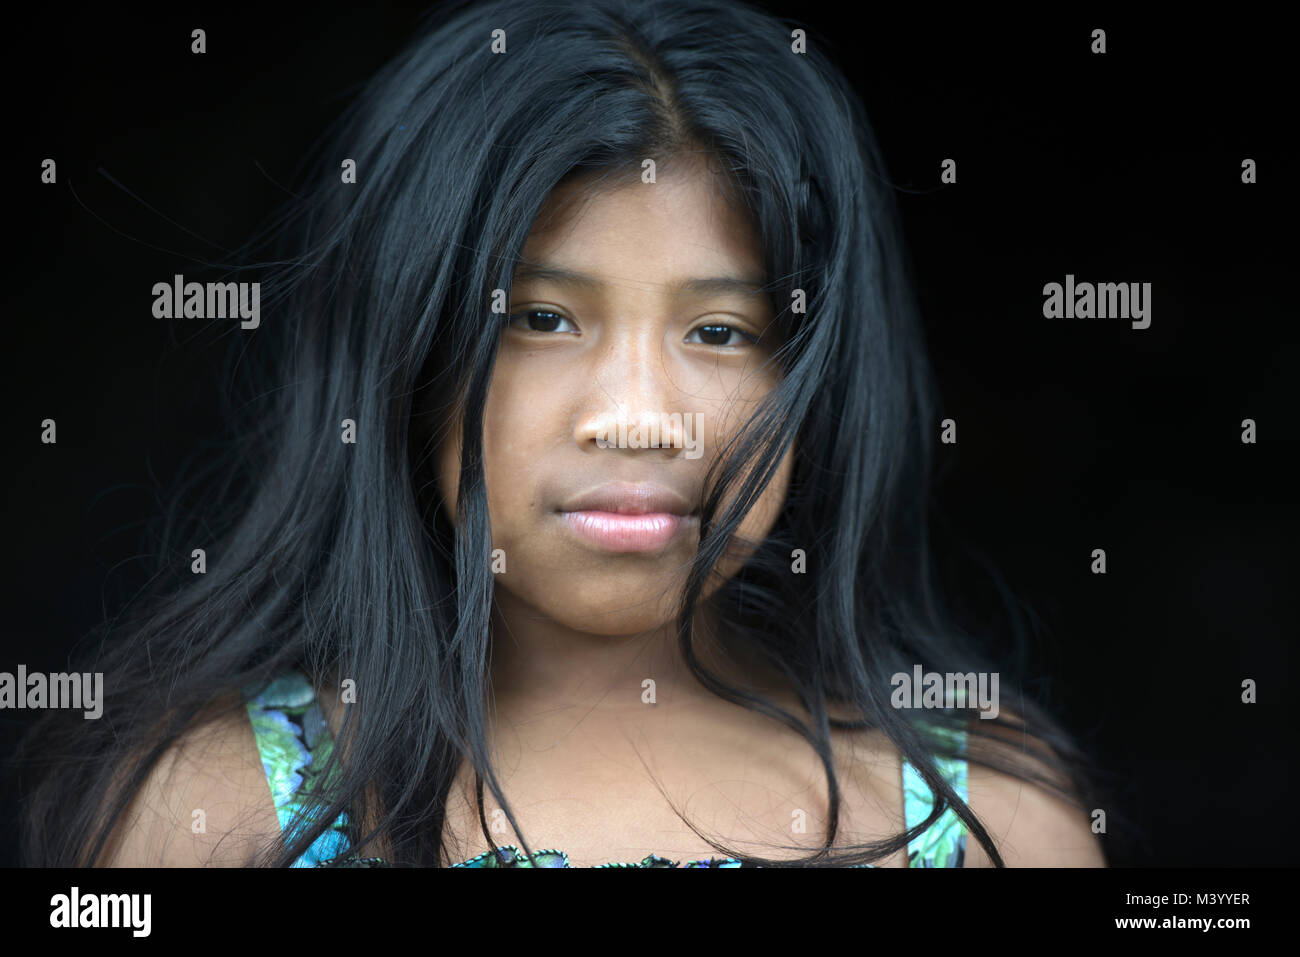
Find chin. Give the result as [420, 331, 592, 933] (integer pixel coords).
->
[502, 590, 682, 637]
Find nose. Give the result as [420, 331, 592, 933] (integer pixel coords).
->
[573, 329, 691, 457]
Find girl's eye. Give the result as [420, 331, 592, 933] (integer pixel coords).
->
[686, 324, 759, 347]
[506, 309, 576, 334]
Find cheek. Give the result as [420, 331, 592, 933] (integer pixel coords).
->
[719, 370, 793, 537]
[708, 443, 793, 579]
[478, 362, 556, 547]
[738, 444, 793, 538]
[433, 360, 538, 527]
[699, 410, 794, 594]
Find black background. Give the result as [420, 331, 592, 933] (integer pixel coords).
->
[2, 3, 1294, 868]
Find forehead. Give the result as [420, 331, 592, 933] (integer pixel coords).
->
[516, 157, 765, 292]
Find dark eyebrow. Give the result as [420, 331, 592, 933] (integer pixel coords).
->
[511, 261, 769, 299]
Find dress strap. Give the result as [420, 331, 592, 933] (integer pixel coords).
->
[244, 670, 354, 867]
[900, 724, 968, 867]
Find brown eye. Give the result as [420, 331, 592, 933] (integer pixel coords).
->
[506, 309, 576, 334]
[687, 324, 758, 347]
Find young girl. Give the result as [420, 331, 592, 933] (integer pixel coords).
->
[18, 0, 1107, 868]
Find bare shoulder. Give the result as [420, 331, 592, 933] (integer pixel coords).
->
[960, 714, 1106, 868]
[99, 698, 281, 867]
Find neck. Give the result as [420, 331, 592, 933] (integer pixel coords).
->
[486, 587, 790, 719]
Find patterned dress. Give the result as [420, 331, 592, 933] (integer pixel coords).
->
[245, 671, 968, 868]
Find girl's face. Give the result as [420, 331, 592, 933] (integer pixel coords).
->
[433, 155, 793, 636]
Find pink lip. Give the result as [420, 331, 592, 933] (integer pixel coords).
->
[560, 510, 696, 552]
[558, 481, 695, 517]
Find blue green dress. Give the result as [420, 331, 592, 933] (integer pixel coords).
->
[245, 671, 968, 868]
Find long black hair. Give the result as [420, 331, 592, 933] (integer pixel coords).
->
[17, 0, 1115, 867]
